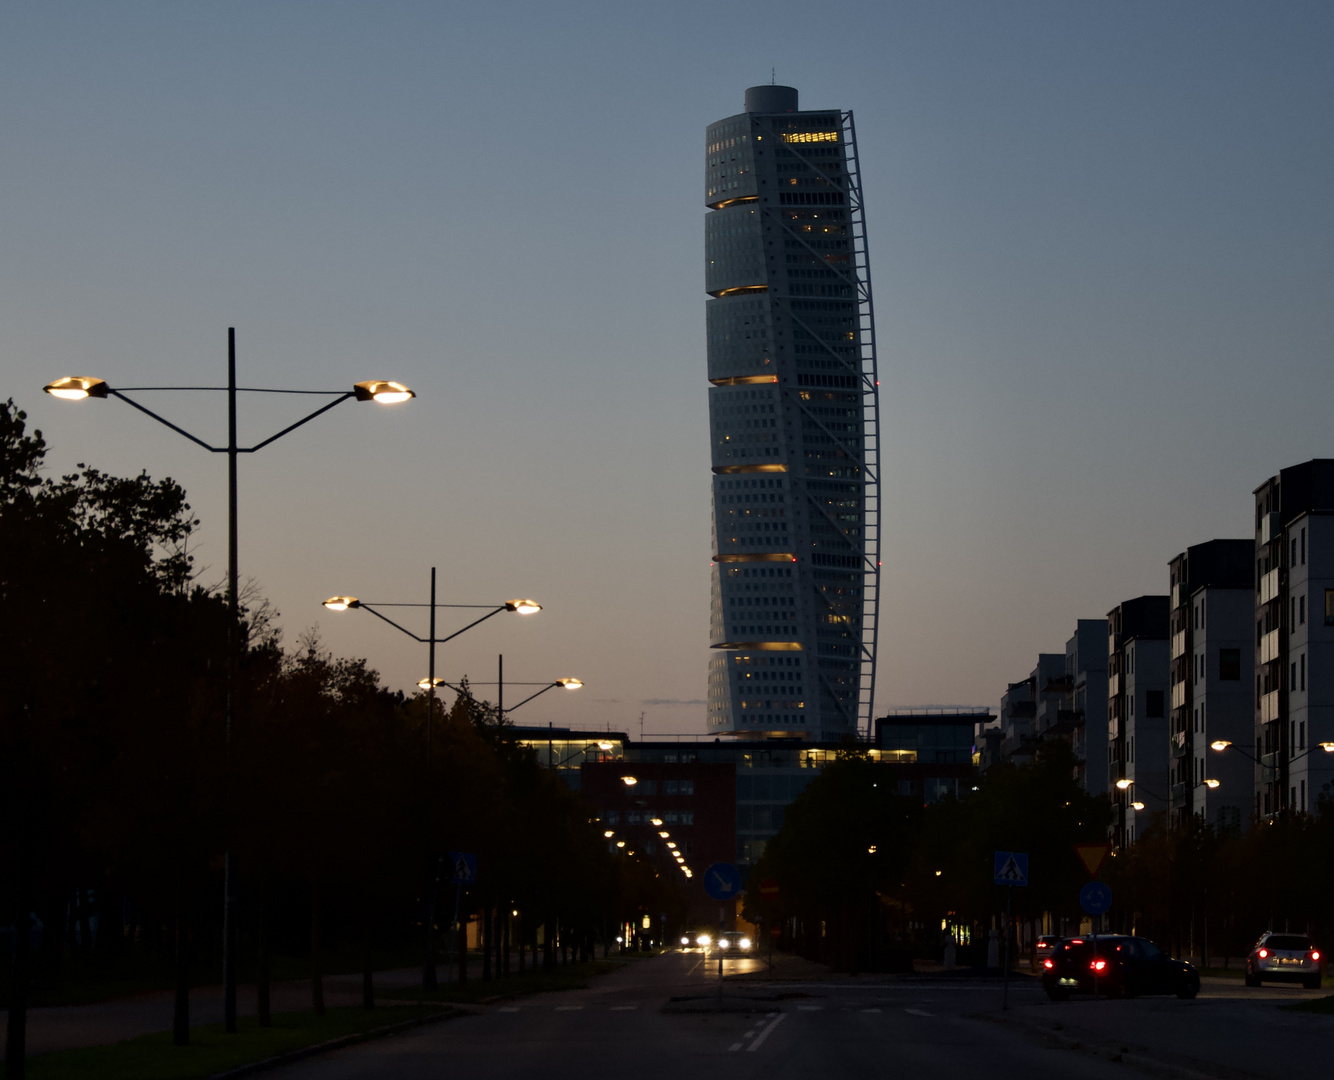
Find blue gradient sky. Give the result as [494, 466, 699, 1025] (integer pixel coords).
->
[4, 1, 1331, 734]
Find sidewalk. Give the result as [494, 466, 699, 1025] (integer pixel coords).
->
[2, 961, 477, 1058]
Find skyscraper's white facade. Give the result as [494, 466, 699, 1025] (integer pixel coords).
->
[704, 85, 881, 741]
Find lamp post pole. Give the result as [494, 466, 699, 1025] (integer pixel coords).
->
[45, 334, 414, 1036]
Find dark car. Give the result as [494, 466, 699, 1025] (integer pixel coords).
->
[1041, 935, 1199, 1001]
[1245, 932, 1322, 989]
[1033, 935, 1060, 971]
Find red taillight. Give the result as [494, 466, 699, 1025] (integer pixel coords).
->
[1043, 959, 1054, 969]
[1258, 949, 1268, 959]
[1070, 938, 1084, 945]
[1091, 959, 1107, 972]
[1312, 950, 1321, 961]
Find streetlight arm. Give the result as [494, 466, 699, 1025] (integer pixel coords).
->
[435, 606, 506, 645]
[507, 682, 560, 712]
[244, 392, 355, 452]
[356, 602, 429, 643]
[108, 389, 223, 452]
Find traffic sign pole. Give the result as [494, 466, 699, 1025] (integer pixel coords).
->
[1002, 884, 1012, 1011]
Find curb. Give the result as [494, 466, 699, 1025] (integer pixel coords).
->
[975, 1011, 1264, 1080]
[206, 1007, 467, 1079]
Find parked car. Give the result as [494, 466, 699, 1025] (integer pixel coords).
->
[1245, 932, 1322, 989]
[1041, 935, 1199, 1000]
[1033, 934, 1060, 971]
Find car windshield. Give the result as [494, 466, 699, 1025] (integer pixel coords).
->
[1264, 935, 1311, 951]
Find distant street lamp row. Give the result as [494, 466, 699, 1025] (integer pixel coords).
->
[1115, 738, 1334, 808]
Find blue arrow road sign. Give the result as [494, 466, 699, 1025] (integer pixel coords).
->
[448, 852, 477, 885]
[1080, 880, 1112, 915]
[993, 851, 1029, 887]
[703, 862, 743, 902]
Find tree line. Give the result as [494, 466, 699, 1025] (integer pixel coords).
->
[0, 400, 670, 1074]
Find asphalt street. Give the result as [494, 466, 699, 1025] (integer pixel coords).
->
[265, 951, 1141, 1080]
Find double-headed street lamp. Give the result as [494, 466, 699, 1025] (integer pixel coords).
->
[418, 676, 584, 724]
[322, 569, 542, 990]
[44, 330, 412, 1035]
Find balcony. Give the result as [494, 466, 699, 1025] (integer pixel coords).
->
[1260, 567, 1280, 605]
[1108, 673, 1120, 697]
[1171, 629, 1187, 660]
[1171, 731, 1189, 759]
[1171, 782, 1188, 809]
[1260, 690, 1281, 724]
[1171, 681, 1188, 712]
[1260, 628, 1281, 665]
[1172, 581, 1189, 610]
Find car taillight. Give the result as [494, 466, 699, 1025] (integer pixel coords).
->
[1043, 959, 1054, 969]
[1258, 949, 1268, 959]
[1311, 950, 1321, 962]
[1091, 959, 1107, 972]
[1070, 939, 1084, 945]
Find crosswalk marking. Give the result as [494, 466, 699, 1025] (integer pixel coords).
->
[797, 1005, 823, 1011]
[554, 1005, 584, 1011]
[860, 1007, 882, 1013]
[610, 1005, 637, 1011]
[905, 1008, 933, 1017]
[729, 1042, 743, 1052]
[498, 1006, 520, 1013]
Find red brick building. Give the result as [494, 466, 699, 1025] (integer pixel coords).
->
[581, 760, 736, 927]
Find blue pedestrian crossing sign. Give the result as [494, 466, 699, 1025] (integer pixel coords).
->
[703, 862, 743, 902]
[1080, 881, 1112, 915]
[448, 852, 477, 885]
[993, 851, 1029, 887]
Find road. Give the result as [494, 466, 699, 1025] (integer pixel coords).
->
[266, 951, 1141, 1080]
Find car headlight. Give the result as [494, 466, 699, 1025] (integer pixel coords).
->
[696, 934, 711, 947]
[718, 938, 730, 949]
[681, 936, 690, 946]
[739, 938, 751, 950]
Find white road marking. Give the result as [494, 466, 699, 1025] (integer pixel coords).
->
[797, 1005, 823, 1011]
[555, 1005, 584, 1011]
[610, 1005, 636, 1011]
[861, 1007, 882, 1013]
[729, 1043, 743, 1052]
[748, 1012, 788, 1051]
[905, 1008, 933, 1017]
[499, 1006, 520, 1013]
[744, 1030, 756, 1037]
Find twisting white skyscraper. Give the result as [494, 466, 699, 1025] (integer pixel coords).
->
[705, 85, 882, 741]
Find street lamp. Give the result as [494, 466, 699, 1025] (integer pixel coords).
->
[44, 330, 411, 1035]
[322, 576, 540, 756]
[322, 571, 539, 990]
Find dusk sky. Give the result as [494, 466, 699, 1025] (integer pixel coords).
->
[5, 1, 1332, 736]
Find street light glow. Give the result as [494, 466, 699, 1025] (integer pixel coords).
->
[649, 818, 663, 826]
[417, 677, 448, 688]
[1210, 740, 1232, 751]
[352, 380, 415, 404]
[505, 599, 542, 614]
[1115, 778, 1133, 790]
[557, 678, 583, 689]
[1204, 778, 1221, 789]
[597, 741, 614, 751]
[1321, 742, 1334, 753]
[44, 375, 109, 400]
[616, 841, 626, 848]
[621, 776, 638, 786]
[603, 830, 615, 838]
[1132, 801, 1146, 810]
[323, 596, 360, 611]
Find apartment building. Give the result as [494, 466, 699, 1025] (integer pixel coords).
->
[1108, 596, 1170, 847]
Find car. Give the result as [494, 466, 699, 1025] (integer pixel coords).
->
[1033, 935, 1060, 970]
[717, 930, 752, 952]
[1041, 935, 1199, 1001]
[1245, 932, 1322, 989]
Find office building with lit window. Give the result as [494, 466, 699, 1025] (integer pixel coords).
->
[704, 85, 882, 741]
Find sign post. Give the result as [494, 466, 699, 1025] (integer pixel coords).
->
[759, 878, 780, 970]
[703, 862, 743, 1002]
[1074, 842, 1112, 999]
[993, 852, 1029, 1010]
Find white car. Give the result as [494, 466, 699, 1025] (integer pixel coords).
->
[1246, 932, 1322, 989]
